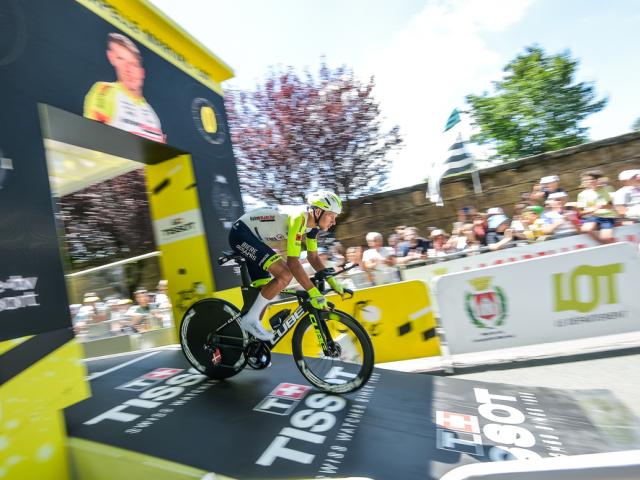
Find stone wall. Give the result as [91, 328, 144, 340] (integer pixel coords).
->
[336, 131, 640, 247]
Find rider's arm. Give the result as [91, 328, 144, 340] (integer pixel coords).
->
[285, 212, 315, 291]
[306, 250, 325, 272]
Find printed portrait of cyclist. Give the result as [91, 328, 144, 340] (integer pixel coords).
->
[83, 32, 166, 143]
[228, 191, 346, 341]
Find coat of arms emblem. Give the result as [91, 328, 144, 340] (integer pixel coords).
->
[464, 276, 507, 328]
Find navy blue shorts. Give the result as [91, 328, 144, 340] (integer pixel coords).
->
[228, 220, 281, 283]
[583, 217, 616, 229]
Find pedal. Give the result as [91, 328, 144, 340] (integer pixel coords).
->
[246, 341, 271, 370]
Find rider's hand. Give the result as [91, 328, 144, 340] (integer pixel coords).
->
[307, 287, 328, 310]
[327, 276, 345, 296]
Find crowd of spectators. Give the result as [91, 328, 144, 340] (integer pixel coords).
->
[315, 168, 640, 288]
[71, 280, 173, 340]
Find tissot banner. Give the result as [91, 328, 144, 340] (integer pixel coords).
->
[0, 0, 243, 340]
[435, 243, 640, 355]
[65, 349, 638, 479]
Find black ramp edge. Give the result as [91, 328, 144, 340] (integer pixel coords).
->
[1, 327, 74, 385]
[65, 349, 640, 480]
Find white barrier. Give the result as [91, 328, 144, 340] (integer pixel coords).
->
[434, 242, 640, 355]
[440, 449, 640, 480]
[402, 224, 640, 286]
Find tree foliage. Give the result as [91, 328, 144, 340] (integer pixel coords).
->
[56, 169, 154, 272]
[466, 46, 607, 159]
[225, 62, 403, 210]
[632, 117, 640, 132]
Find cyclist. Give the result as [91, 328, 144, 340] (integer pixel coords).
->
[229, 191, 346, 341]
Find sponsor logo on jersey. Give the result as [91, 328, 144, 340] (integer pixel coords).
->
[250, 215, 276, 222]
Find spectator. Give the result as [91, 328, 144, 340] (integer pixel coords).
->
[577, 170, 610, 214]
[444, 226, 464, 252]
[394, 225, 407, 238]
[342, 246, 373, 289]
[109, 298, 134, 333]
[613, 169, 640, 221]
[397, 227, 430, 263]
[455, 206, 476, 228]
[153, 280, 171, 308]
[126, 288, 163, 331]
[460, 224, 481, 253]
[363, 232, 398, 285]
[597, 176, 615, 200]
[522, 205, 546, 240]
[541, 191, 568, 222]
[532, 175, 566, 204]
[428, 229, 449, 257]
[472, 213, 488, 246]
[563, 202, 582, 228]
[541, 197, 579, 238]
[486, 213, 511, 246]
[387, 233, 403, 257]
[578, 170, 615, 243]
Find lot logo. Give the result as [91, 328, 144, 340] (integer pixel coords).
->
[553, 263, 623, 313]
[435, 388, 544, 461]
[465, 276, 507, 328]
[254, 383, 312, 416]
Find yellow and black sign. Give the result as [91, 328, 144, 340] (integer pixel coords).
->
[1, 0, 242, 478]
[266, 280, 442, 363]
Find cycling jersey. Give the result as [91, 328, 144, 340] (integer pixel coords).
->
[237, 207, 319, 258]
[83, 82, 165, 143]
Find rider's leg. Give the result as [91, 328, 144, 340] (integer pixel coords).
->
[229, 221, 281, 341]
[240, 259, 292, 341]
[262, 259, 293, 299]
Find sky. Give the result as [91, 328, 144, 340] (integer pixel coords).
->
[150, 0, 640, 190]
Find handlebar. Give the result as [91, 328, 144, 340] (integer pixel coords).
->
[310, 264, 357, 299]
[310, 262, 358, 284]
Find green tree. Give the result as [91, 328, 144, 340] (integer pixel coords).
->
[466, 46, 607, 159]
[225, 61, 403, 213]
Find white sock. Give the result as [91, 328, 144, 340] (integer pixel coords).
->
[244, 292, 271, 322]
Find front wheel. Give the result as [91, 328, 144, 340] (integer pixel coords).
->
[292, 309, 374, 394]
[180, 298, 247, 379]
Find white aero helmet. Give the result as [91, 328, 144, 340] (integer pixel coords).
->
[307, 191, 343, 215]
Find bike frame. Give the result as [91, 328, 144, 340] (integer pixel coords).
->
[213, 285, 334, 355]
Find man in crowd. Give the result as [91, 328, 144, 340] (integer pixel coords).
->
[362, 231, 398, 285]
[578, 170, 616, 243]
[613, 169, 640, 221]
[396, 226, 430, 264]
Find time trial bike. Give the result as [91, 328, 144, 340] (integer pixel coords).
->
[179, 251, 374, 394]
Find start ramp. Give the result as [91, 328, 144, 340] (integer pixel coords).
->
[64, 347, 640, 479]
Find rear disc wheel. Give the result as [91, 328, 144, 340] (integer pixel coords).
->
[180, 298, 247, 379]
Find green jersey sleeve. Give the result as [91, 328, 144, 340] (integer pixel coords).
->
[84, 82, 116, 123]
[286, 212, 307, 258]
